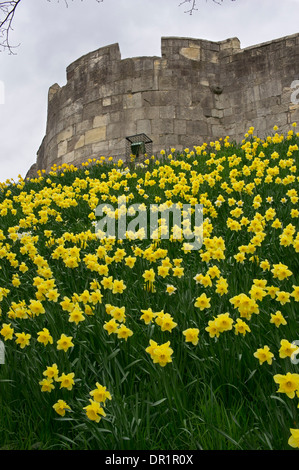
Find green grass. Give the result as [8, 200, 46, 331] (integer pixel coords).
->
[0, 131, 298, 449]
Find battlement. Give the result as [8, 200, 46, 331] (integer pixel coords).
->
[29, 33, 299, 176]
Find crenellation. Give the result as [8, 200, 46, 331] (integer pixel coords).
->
[48, 83, 61, 102]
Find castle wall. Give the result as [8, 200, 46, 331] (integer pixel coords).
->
[218, 34, 299, 141]
[33, 34, 299, 174]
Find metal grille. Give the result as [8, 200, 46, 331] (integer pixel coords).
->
[125, 133, 153, 163]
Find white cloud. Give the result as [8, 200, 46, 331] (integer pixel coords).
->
[0, 0, 299, 183]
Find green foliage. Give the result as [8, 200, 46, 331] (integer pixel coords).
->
[0, 129, 298, 449]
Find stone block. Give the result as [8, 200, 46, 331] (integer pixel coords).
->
[137, 119, 151, 135]
[48, 83, 61, 102]
[132, 76, 155, 93]
[108, 138, 127, 155]
[82, 101, 102, 121]
[57, 126, 73, 144]
[60, 101, 82, 121]
[159, 74, 177, 91]
[186, 120, 208, 136]
[115, 78, 133, 95]
[74, 145, 92, 163]
[159, 106, 176, 119]
[267, 112, 288, 128]
[123, 92, 142, 109]
[211, 109, 224, 119]
[259, 80, 282, 100]
[103, 97, 112, 107]
[151, 118, 174, 135]
[174, 119, 187, 135]
[92, 141, 109, 155]
[57, 140, 67, 158]
[180, 46, 201, 61]
[109, 111, 122, 123]
[85, 126, 107, 145]
[62, 151, 75, 165]
[124, 108, 146, 122]
[74, 135, 85, 150]
[201, 49, 218, 64]
[76, 119, 93, 134]
[134, 106, 157, 121]
[107, 121, 136, 141]
[93, 114, 109, 128]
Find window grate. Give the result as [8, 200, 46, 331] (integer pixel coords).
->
[125, 133, 152, 162]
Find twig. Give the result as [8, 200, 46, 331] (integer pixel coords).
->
[0, 1, 22, 53]
[179, 0, 236, 15]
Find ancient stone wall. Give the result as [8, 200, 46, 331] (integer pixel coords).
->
[29, 33, 299, 176]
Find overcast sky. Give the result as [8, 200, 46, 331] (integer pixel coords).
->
[1, 0, 299, 183]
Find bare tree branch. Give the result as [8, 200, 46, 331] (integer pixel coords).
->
[179, 0, 198, 15]
[0, 0, 237, 53]
[0, 0, 103, 53]
[179, 0, 236, 15]
[0, 0, 22, 53]
[46, 0, 103, 8]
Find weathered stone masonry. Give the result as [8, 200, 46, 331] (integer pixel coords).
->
[26, 33, 299, 177]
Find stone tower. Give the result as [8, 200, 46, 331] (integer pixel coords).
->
[26, 33, 299, 177]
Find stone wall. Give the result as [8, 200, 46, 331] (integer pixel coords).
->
[29, 33, 299, 176]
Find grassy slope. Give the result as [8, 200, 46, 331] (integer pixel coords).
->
[0, 131, 298, 450]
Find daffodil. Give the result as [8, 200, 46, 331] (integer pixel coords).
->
[253, 345, 274, 365]
[116, 324, 133, 341]
[53, 400, 71, 417]
[183, 328, 199, 345]
[57, 334, 74, 352]
[194, 293, 211, 310]
[279, 340, 299, 360]
[39, 378, 55, 393]
[84, 399, 106, 423]
[15, 332, 31, 349]
[37, 328, 53, 346]
[270, 311, 287, 327]
[90, 383, 112, 404]
[288, 429, 299, 448]
[0, 323, 14, 341]
[274, 372, 299, 399]
[57, 372, 75, 391]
